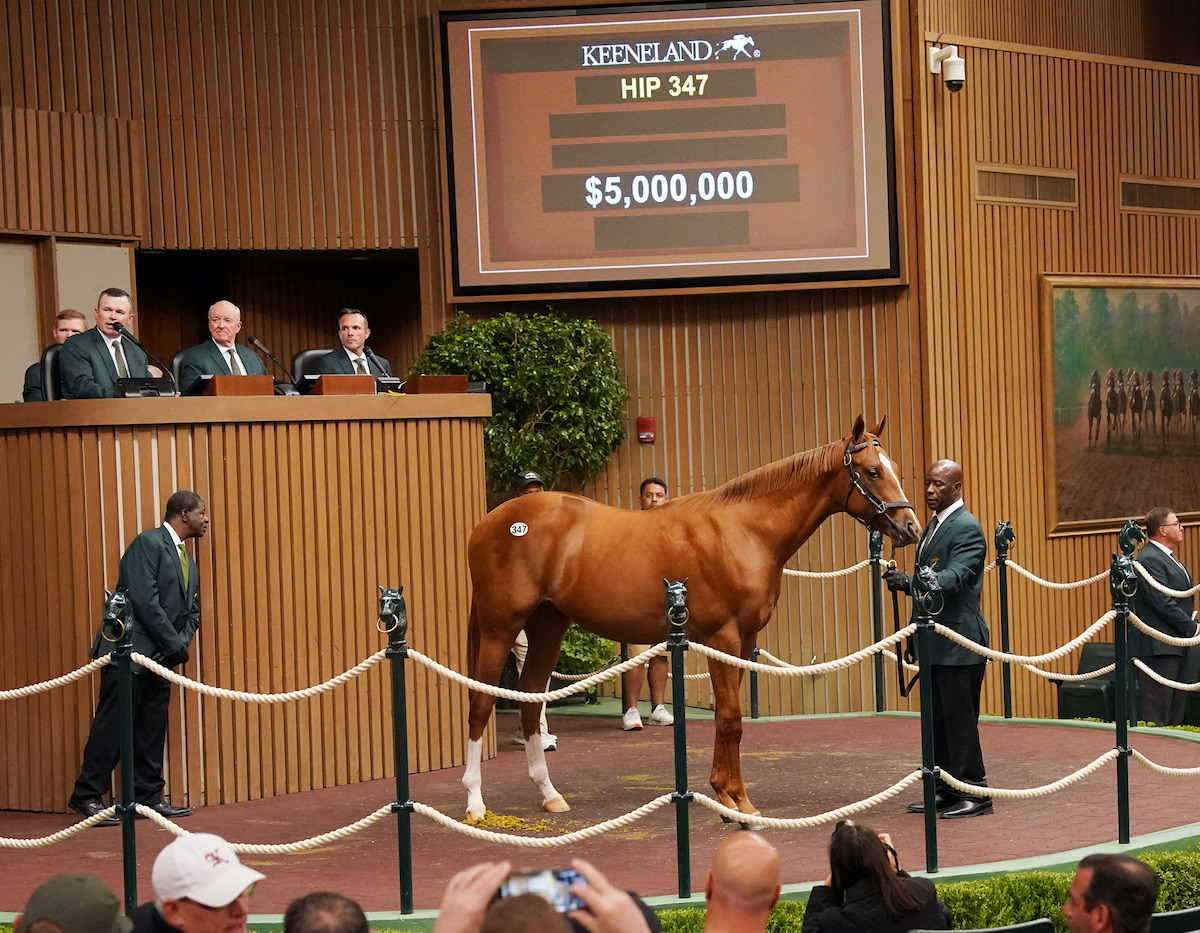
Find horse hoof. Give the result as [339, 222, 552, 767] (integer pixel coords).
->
[543, 796, 571, 813]
[465, 806, 487, 822]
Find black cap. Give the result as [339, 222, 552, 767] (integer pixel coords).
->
[513, 470, 544, 489]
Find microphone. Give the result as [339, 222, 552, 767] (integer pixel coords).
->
[111, 322, 177, 395]
[363, 346, 389, 378]
[249, 336, 299, 389]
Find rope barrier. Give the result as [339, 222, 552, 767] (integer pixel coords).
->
[1128, 612, 1200, 648]
[415, 796, 675, 847]
[783, 559, 871, 579]
[1003, 561, 1111, 590]
[131, 651, 389, 702]
[692, 772, 923, 828]
[0, 806, 121, 847]
[1131, 749, 1200, 777]
[690, 627, 916, 676]
[407, 645, 668, 702]
[938, 750, 1122, 798]
[1133, 561, 1200, 599]
[1019, 662, 1115, 682]
[1131, 658, 1200, 692]
[931, 613, 1113, 665]
[0, 656, 111, 701]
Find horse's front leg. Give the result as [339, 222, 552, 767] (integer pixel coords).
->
[519, 620, 571, 813]
[707, 658, 756, 816]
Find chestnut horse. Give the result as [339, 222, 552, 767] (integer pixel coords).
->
[461, 416, 920, 820]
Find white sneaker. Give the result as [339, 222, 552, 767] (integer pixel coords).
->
[648, 705, 674, 726]
[513, 730, 557, 751]
[622, 708, 643, 731]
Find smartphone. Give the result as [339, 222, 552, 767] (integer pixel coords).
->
[499, 868, 587, 913]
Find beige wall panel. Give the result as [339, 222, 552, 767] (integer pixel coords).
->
[0, 396, 488, 812]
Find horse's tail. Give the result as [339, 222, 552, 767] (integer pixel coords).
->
[466, 600, 481, 682]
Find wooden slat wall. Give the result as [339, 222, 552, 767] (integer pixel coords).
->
[0, 106, 144, 237]
[0, 397, 487, 812]
[912, 24, 1200, 720]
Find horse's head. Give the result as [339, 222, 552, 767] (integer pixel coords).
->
[841, 415, 920, 547]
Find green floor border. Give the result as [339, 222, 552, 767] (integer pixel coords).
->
[6, 713, 1198, 931]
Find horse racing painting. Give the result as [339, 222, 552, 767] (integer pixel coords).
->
[1045, 274, 1200, 531]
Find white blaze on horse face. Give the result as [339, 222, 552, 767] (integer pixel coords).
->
[879, 453, 904, 493]
[463, 738, 486, 819]
[510, 522, 529, 537]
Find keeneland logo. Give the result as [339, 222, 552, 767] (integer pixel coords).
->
[580, 33, 759, 67]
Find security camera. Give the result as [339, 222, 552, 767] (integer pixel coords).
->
[928, 44, 965, 93]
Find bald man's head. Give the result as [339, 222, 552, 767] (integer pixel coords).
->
[924, 459, 963, 513]
[707, 833, 781, 915]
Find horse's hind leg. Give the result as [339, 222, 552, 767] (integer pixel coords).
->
[519, 606, 572, 813]
[462, 606, 515, 820]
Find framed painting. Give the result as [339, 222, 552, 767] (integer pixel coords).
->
[1042, 274, 1200, 534]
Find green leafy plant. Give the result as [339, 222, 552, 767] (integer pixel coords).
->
[409, 310, 628, 498]
[556, 623, 615, 676]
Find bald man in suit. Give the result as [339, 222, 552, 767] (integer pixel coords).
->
[177, 300, 268, 395]
[1132, 507, 1198, 726]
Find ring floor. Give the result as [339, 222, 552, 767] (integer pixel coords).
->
[4, 704, 1199, 920]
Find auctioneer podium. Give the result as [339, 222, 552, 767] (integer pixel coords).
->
[0, 392, 490, 812]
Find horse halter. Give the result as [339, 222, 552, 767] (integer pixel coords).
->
[842, 438, 915, 527]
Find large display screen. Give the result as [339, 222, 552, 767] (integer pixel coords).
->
[440, 1, 897, 296]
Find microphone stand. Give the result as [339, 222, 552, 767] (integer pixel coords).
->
[111, 323, 178, 396]
[250, 337, 301, 394]
[363, 347, 389, 378]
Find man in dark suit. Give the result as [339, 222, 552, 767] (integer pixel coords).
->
[177, 300, 269, 394]
[21, 309, 87, 401]
[60, 288, 150, 399]
[68, 490, 209, 825]
[885, 459, 993, 819]
[312, 309, 392, 377]
[1132, 507, 1198, 726]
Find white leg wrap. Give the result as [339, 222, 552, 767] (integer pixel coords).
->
[524, 737, 561, 804]
[463, 738, 485, 817]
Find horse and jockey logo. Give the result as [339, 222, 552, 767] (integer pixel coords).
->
[714, 34, 759, 60]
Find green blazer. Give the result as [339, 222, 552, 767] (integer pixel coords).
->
[177, 340, 268, 395]
[60, 327, 150, 399]
[22, 359, 44, 402]
[91, 525, 201, 670]
[911, 504, 990, 665]
[1131, 543, 1196, 658]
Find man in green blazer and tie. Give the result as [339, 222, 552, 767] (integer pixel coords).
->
[59, 288, 151, 399]
[177, 300, 269, 394]
[885, 459, 993, 819]
[1132, 507, 1198, 726]
[68, 490, 209, 825]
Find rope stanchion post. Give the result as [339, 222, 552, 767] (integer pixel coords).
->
[665, 579, 694, 899]
[995, 522, 1015, 719]
[869, 530, 885, 712]
[912, 568, 941, 873]
[379, 586, 415, 914]
[749, 646, 760, 719]
[99, 589, 139, 913]
[1109, 554, 1137, 845]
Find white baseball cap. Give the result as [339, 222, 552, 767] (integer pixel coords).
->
[152, 833, 266, 907]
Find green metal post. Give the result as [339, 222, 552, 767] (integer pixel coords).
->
[913, 571, 940, 874]
[749, 647, 760, 719]
[115, 611, 138, 913]
[665, 580, 693, 899]
[1110, 555, 1135, 844]
[382, 587, 415, 913]
[995, 522, 1015, 719]
[869, 531, 885, 712]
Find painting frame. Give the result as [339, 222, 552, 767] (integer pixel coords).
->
[1042, 273, 1200, 536]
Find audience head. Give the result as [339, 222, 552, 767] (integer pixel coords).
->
[481, 894, 570, 933]
[1063, 854, 1157, 933]
[827, 820, 920, 919]
[513, 471, 545, 495]
[93, 288, 133, 339]
[151, 832, 264, 933]
[207, 300, 243, 348]
[16, 874, 131, 933]
[283, 892, 368, 933]
[639, 478, 668, 510]
[703, 833, 780, 933]
[53, 310, 87, 344]
[336, 309, 371, 355]
[164, 490, 209, 540]
[1145, 507, 1181, 545]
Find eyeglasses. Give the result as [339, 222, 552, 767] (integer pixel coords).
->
[1162, 521, 1181, 527]
[180, 885, 256, 911]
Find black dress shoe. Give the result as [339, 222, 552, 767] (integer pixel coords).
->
[139, 800, 193, 819]
[940, 796, 994, 819]
[67, 797, 119, 827]
[906, 793, 955, 814]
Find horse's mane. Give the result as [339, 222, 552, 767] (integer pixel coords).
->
[671, 438, 847, 512]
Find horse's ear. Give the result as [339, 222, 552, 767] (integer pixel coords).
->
[872, 415, 887, 437]
[851, 414, 866, 442]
